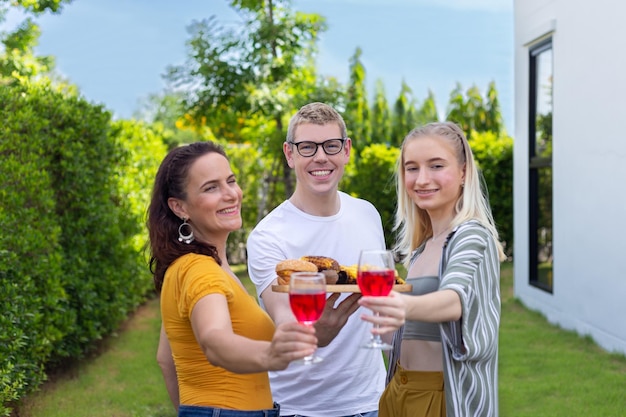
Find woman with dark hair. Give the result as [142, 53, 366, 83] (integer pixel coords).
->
[148, 142, 317, 417]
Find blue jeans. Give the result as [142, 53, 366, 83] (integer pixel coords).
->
[283, 412, 377, 417]
[178, 404, 280, 417]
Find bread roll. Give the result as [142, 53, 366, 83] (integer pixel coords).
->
[275, 259, 318, 285]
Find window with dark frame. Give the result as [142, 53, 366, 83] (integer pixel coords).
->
[528, 38, 553, 292]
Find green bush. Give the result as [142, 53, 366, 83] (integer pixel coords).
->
[469, 130, 514, 257]
[0, 80, 163, 414]
[344, 143, 400, 249]
[109, 119, 167, 289]
[223, 142, 265, 264]
[0, 82, 72, 415]
[30, 83, 142, 358]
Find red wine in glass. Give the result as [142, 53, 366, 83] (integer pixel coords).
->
[289, 291, 325, 324]
[289, 272, 326, 364]
[357, 249, 396, 350]
[358, 270, 395, 297]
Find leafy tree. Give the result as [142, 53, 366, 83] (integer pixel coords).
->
[1, 0, 71, 14]
[485, 80, 504, 133]
[165, 0, 329, 202]
[465, 84, 487, 131]
[0, 0, 72, 81]
[344, 47, 370, 154]
[446, 82, 468, 131]
[391, 80, 418, 147]
[415, 89, 440, 126]
[0, 18, 52, 80]
[134, 91, 208, 150]
[370, 79, 391, 145]
[445, 82, 504, 137]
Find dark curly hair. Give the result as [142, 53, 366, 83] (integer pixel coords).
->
[147, 141, 227, 291]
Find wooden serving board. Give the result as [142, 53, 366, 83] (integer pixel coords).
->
[271, 284, 412, 293]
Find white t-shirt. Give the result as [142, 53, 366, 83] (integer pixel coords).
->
[247, 191, 387, 416]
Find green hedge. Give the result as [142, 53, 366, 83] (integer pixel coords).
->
[344, 143, 400, 249]
[0, 82, 71, 414]
[0, 80, 164, 415]
[469, 130, 514, 257]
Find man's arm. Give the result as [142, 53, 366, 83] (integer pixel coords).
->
[248, 226, 362, 347]
[259, 280, 298, 326]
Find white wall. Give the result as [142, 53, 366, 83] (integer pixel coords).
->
[514, 0, 626, 355]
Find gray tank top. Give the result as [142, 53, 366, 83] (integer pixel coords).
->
[402, 276, 442, 342]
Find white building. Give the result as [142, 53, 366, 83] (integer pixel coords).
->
[513, 0, 626, 355]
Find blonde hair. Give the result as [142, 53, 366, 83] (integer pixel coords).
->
[393, 121, 506, 267]
[286, 102, 347, 142]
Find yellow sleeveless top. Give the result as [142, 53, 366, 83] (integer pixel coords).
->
[161, 253, 275, 409]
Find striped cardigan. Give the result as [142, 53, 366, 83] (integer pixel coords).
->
[439, 220, 501, 417]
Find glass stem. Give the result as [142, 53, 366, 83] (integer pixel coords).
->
[372, 312, 381, 342]
[303, 323, 315, 362]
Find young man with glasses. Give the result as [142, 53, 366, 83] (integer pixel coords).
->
[247, 102, 386, 417]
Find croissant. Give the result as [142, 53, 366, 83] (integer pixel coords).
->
[300, 256, 340, 285]
[300, 255, 340, 272]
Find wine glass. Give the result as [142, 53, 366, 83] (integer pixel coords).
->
[357, 249, 396, 350]
[289, 271, 326, 364]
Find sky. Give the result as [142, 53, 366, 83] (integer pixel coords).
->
[2, 0, 514, 131]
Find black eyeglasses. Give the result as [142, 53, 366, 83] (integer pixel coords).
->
[288, 138, 346, 157]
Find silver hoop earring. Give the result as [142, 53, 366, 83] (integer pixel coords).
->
[178, 218, 194, 244]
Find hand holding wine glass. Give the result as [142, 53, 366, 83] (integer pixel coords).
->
[289, 272, 326, 364]
[357, 249, 396, 350]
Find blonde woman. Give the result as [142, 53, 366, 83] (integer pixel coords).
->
[359, 122, 506, 417]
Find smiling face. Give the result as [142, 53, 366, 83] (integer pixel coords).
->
[168, 152, 243, 243]
[285, 122, 351, 199]
[402, 135, 465, 219]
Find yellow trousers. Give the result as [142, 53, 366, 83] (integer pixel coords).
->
[379, 363, 446, 417]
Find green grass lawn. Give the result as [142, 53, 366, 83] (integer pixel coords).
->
[14, 263, 626, 416]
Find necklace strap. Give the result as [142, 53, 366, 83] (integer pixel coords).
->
[431, 227, 451, 242]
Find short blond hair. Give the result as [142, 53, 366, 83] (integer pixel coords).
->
[286, 102, 347, 142]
